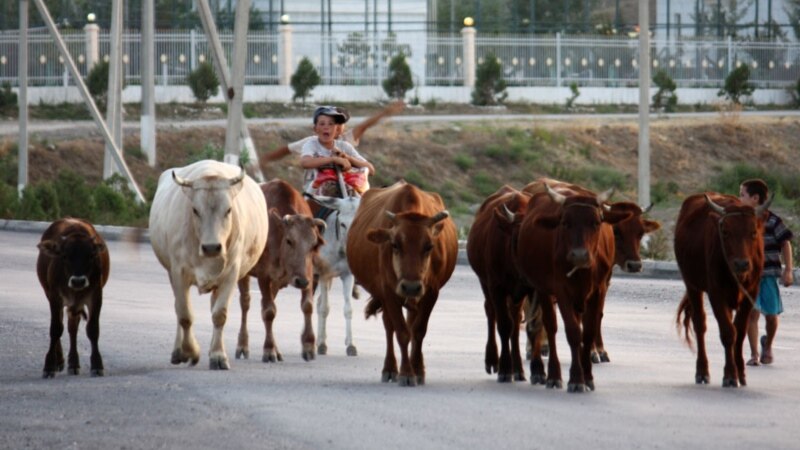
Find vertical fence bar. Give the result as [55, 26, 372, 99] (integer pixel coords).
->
[18, 0, 29, 197]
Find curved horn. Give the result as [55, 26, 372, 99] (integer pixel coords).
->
[602, 203, 611, 212]
[384, 210, 397, 223]
[172, 170, 193, 188]
[704, 194, 726, 215]
[597, 187, 615, 203]
[313, 218, 328, 233]
[755, 193, 775, 216]
[229, 167, 246, 186]
[545, 184, 566, 205]
[430, 210, 450, 225]
[641, 203, 654, 214]
[501, 204, 516, 223]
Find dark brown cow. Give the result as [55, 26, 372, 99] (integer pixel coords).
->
[522, 178, 661, 363]
[674, 193, 768, 387]
[347, 181, 458, 386]
[467, 185, 532, 382]
[36, 218, 109, 378]
[515, 184, 631, 392]
[237, 180, 326, 362]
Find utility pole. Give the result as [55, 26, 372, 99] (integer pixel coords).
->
[638, 0, 650, 207]
[104, 0, 123, 179]
[141, 0, 156, 166]
[18, 0, 29, 197]
[222, 0, 250, 166]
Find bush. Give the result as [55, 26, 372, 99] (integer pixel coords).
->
[718, 64, 755, 105]
[86, 60, 110, 110]
[187, 61, 220, 104]
[471, 52, 507, 106]
[565, 82, 580, 109]
[0, 82, 17, 110]
[382, 53, 413, 100]
[652, 70, 678, 113]
[792, 78, 800, 109]
[291, 57, 321, 105]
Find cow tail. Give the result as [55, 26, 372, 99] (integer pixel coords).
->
[675, 293, 693, 347]
[364, 297, 382, 318]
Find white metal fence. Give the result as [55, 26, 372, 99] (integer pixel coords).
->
[1, 28, 799, 90]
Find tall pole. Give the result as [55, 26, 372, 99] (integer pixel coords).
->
[222, 0, 250, 166]
[638, 0, 650, 207]
[104, 0, 123, 179]
[141, 0, 156, 166]
[18, 0, 29, 197]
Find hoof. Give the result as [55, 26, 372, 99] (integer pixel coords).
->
[599, 351, 610, 363]
[590, 351, 600, 364]
[302, 350, 316, 361]
[381, 371, 398, 383]
[262, 351, 282, 363]
[514, 372, 526, 382]
[722, 377, 739, 388]
[68, 367, 80, 376]
[42, 371, 56, 379]
[171, 349, 199, 366]
[695, 374, 710, 385]
[398, 375, 417, 387]
[485, 363, 498, 375]
[530, 374, 547, 385]
[90, 369, 105, 377]
[235, 348, 249, 360]
[567, 383, 586, 393]
[546, 379, 563, 389]
[209, 356, 230, 370]
[346, 345, 358, 357]
[497, 373, 513, 383]
[317, 343, 327, 355]
[585, 380, 595, 391]
[416, 375, 425, 386]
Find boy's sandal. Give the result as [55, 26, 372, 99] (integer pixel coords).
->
[760, 335, 774, 365]
[746, 357, 760, 366]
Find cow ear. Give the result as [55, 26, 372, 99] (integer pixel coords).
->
[431, 221, 446, 237]
[367, 228, 391, 244]
[643, 219, 661, 233]
[533, 213, 560, 229]
[313, 218, 327, 235]
[37, 240, 61, 257]
[602, 209, 634, 225]
[94, 242, 107, 255]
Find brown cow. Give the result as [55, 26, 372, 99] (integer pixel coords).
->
[675, 193, 769, 387]
[347, 181, 458, 386]
[236, 180, 326, 362]
[522, 178, 661, 363]
[37, 218, 109, 378]
[515, 184, 631, 392]
[467, 185, 532, 382]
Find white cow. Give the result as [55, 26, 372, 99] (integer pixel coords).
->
[307, 194, 361, 356]
[149, 160, 268, 370]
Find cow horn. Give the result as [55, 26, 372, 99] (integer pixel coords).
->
[755, 193, 775, 216]
[430, 210, 450, 224]
[602, 203, 611, 212]
[501, 204, 515, 223]
[172, 170, 193, 188]
[597, 188, 615, 203]
[704, 194, 726, 215]
[641, 203, 654, 214]
[545, 184, 566, 205]
[229, 167, 246, 186]
[384, 210, 397, 223]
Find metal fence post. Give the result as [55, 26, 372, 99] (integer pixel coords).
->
[190, 29, 197, 71]
[462, 26, 476, 88]
[727, 34, 733, 75]
[85, 22, 99, 70]
[279, 23, 293, 86]
[556, 32, 562, 87]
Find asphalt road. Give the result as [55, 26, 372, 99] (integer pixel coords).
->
[2, 228, 800, 449]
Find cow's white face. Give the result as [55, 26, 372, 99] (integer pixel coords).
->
[173, 170, 245, 259]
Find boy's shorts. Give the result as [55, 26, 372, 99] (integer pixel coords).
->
[755, 276, 784, 316]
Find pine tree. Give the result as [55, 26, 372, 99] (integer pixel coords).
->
[471, 52, 507, 106]
[291, 57, 321, 105]
[382, 53, 413, 100]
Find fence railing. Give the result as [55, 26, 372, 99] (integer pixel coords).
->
[1, 28, 798, 90]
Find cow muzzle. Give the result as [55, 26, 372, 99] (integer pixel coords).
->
[623, 260, 643, 273]
[68, 276, 89, 290]
[567, 248, 591, 268]
[292, 277, 310, 289]
[397, 279, 424, 298]
[201, 243, 223, 257]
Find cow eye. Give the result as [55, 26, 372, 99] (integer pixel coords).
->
[286, 239, 294, 248]
[391, 242, 400, 252]
[225, 208, 232, 217]
[192, 208, 200, 217]
[423, 243, 434, 254]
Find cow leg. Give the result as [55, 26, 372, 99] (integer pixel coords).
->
[208, 278, 236, 370]
[43, 296, 65, 378]
[559, 299, 587, 393]
[542, 295, 562, 389]
[236, 277, 251, 359]
[300, 284, 316, 362]
[480, 276, 499, 375]
[592, 291, 610, 363]
[316, 277, 331, 356]
[409, 292, 439, 386]
[387, 301, 415, 387]
[86, 292, 104, 377]
[342, 274, 357, 356]
[259, 276, 283, 363]
[66, 309, 81, 375]
[686, 289, 710, 385]
[707, 290, 739, 388]
[734, 298, 755, 386]
[381, 307, 398, 383]
[170, 271, 200, 366]
[510, 293, 526, 382]
[580, 292, 602, 391]
[494, 288, 515, 383]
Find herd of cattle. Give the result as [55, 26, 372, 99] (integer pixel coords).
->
[36, 159, 772, 391]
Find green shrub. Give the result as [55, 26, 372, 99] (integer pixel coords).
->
[17, 183, 58, 221]
[473, 171, 498, 197]
[0, 182, 18, 219]
[86, 60, 110, 110]
[651, 181, 679, 204]
[565, 82, 580, 109]
[53, 171, 95, 219]
[0, 82, 17, 109]
[718, 64, 755, 105]
[291, 57, 321, 105]
[188, 143, 225, 163]
[454, 154, 475, 171]
[187, 61, 220, 104]
[471, 52, 507, 106]
[382, 53, 413, 100]
[652, 70, 678, 113]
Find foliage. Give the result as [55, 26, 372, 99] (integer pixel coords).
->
[641, 228, 670, 261]
[0, 82, 17, 110]
[188, 143, 225, 163]
[565, 82, 580, 109]
[471, 52, 507, 106]
[652, 70, 678, 113]
[718, 64, 755, 105]
[707, 163, 800, 200]
[382, 53, 414, 100]
[86, 60, 110, 110]
[651, 181, 679, 204]
[186, 61, 220, 104]
[291, 57, 321, 105]
[454, 154, 475, 171]
[792, 78, 800, 109]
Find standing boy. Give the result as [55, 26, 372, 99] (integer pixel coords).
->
[739, 179, 794, 365]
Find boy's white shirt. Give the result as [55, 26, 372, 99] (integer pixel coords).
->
[296, 135, 368, 193]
